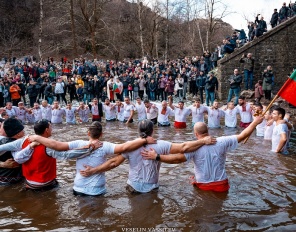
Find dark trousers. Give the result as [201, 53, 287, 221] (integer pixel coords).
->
[12, 98, 21, 106]
[264, 90, 271, 100]
[139, 90, 144, 99]
[56, 93, 67, 104]
[0, 92, 4, 107]
[29, 96, 37, 107]
[199, 87, 205, 103]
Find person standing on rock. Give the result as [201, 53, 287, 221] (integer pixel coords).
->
[240, 53, 255, 90]
[227, 69, 242, 106]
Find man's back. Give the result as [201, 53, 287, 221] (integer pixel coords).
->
[184, 136, 238, 183]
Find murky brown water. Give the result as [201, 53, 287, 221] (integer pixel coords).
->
[1, 120, 296, 231]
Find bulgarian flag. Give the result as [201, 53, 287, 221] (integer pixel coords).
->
[278, 69, 296, 106]
[113, 83, 120, 93]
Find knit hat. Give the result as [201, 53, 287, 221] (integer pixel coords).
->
[3, 118, 24, 137]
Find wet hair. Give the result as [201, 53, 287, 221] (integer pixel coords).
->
[34, 119, 50, 135]
[88, 121, 102, 139]
[178, 101, 184, 104]
[254, 102, 263, 109]
[136, 97, 141, 100]
[138, 120, 154, 138]
[273, 107, 285, 119]
[239, 96, 245, 100]
[144, 99, 150, 104]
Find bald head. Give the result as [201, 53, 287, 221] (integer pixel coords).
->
[194, 122, 208, 136]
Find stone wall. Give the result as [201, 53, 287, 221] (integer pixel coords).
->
[217, 16, 296, 100]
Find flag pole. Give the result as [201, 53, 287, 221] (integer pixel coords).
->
[243, 77, 292, 144]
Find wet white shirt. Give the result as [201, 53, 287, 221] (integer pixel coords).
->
[134, 102, 147, 121]
[154, 103, 174, 124]
[122, 140, 172, 193]
[206, 107, 225, 128]
[185, 135, 238, 183]
[236, 104, 253, 123]
[16, 108, 26, 123]
[189, 105, 207, 123]
[256, 119, 266, 136]
[64, 107, 77, 124]
[173, 107, 191, 123]
[77, 107, 90, 123]
[123, 103, 135, 120]
[103, 104, 116, 120]
[116, 105, 125, 121]
[145, 104, 158, 120]
[68, 140, 116, 195]
[33, 108, 42, 122]
[6, 107, 18, 118]
[264, 123, 275, 140]
[40, 105, 52, 121]
[51, 108, 65, 124]
[224, 108, 239, 128]
[271, 123, 289, 154]
[26, 113, 35, 124]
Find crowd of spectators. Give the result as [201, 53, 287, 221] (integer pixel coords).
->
[0, 55, 221, 109]
[220, 1, 296, 56]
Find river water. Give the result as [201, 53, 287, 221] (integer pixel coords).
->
[0, 120, 296, 231]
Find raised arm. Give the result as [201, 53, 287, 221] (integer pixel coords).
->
[80, 155, 126, 176]
[236, 116, 264, 143]
[169, 136, 216, 154]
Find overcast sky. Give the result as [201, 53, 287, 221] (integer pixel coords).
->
[222, 0, 286, 30]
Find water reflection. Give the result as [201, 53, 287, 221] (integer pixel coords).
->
[0, 121, 295, 230]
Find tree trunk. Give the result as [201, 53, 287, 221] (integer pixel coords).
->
[70, 0, 78, 56]
[137, 0, 144, 58]
[38, 0, 43, 61]
[164, 0, 169, 61]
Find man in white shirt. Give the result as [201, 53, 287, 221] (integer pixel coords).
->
[223, 101, 239, 128]
[32, 102, 42, 122]
[188, 98, 207, 126]
[140, 116, 264, 192]
[123, 96, 134, 124]
[5, 102, 18, 118]
[89, 98, 103, 122]
[153, 100, 174, 127]
[134, 97, 147, 122]
[79, 120, 217, 193]
[143, 99, 158, 124]
[40, 100, 52, 121]
[103, 98, 116, 121]
[206, 100, 225, 128]
[236, 96, 253, 128]
[254, 103, 266, 136]
[271, 107, 289, 155]
[77, 102, 90, 123]
[16, 102, 27, 123]
[115, 99, 124, 122]
[63, 103, 77, 124]
[168, 96, 191, 128]
[51, 101, 65, 124]
[27, 121, 156, 195]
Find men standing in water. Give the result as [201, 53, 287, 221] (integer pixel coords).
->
[79, 120, 217, 193]
[153, 100, 174, 126]
[236, 96, 253, 128]
[140, 116, 264, 192]
[25, 121, 157, 195]
[168, 97, 191, 128]
[188, 98, 207, 126]
[271, 107, 289, 155]
[0, 119, 98, 190]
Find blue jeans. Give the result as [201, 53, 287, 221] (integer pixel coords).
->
[83, 93, 93, 104]
[227, 87, 240, 105]
[244, 70, 253, 90]
[47, 96, 54, 105]
[150, 91, 155, 101]
[205, 89, 215, 106]
[123, 88, 128, 97]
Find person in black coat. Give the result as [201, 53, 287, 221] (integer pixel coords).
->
[270, 9, 279, 28]
[27, 80, 38, 107]
[67, 79, 78, 103]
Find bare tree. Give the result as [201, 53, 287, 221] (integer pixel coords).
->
[39, 0, 44, 61]
[70, 0, 78, 56]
